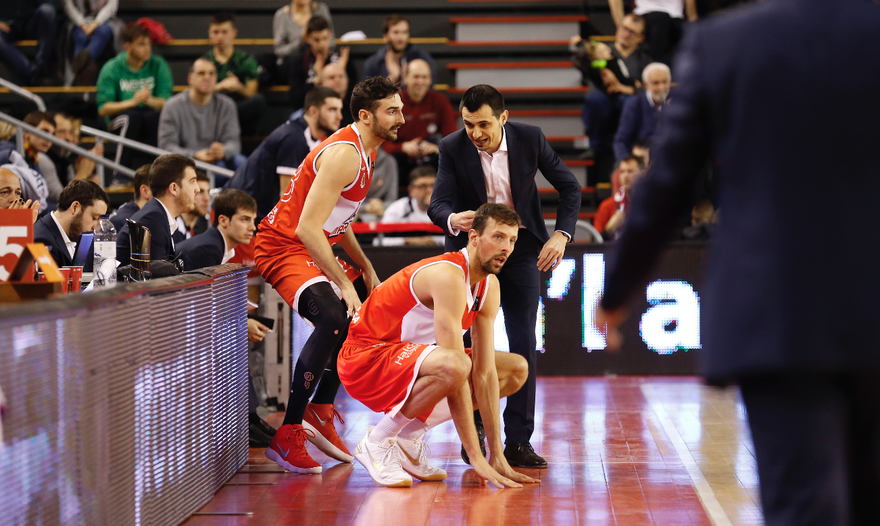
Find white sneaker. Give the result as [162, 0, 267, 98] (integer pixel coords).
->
[396, 435, 447, 481]
[353, 426, 413, 487]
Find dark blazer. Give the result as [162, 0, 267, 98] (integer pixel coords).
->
[600, 0, 880, 383]
[109, 200, 141, 232]
[613, 92, 667, 162]
[116, 198, 176, 266]
[428, 121, 582, 251]
[33, 212, 74, 267]
[176, 227, 225, 271]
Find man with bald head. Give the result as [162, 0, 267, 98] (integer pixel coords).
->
[381, 58, 458, 177]
[159, 57, 245, 171]
[0, 167, 40, 222]
[319, 62, 353, 126]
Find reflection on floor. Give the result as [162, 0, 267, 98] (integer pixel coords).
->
[182, 377, 763, 526]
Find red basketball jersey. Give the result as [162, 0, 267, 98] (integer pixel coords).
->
[258, 124, 375, 247]
[348, 249, 490, 344]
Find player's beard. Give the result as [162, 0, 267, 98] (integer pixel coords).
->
[371, 119, 400, 142]
[477, 250, 507, 275]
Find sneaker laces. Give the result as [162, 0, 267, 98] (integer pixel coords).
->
[329, 406, 345, 426]
[381, 440, 404, 468]
[286, 426, 316, 448]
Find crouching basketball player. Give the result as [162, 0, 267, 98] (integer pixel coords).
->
[255, 77, 404, 473]
[338, 204, 541, 488]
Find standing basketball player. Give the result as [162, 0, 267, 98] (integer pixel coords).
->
[338, 204, 540, 488]
[255, 77, 404, 473]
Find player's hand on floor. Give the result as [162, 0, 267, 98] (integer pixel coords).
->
[489, 456, 540, 484]
[472, 459, 522, 489]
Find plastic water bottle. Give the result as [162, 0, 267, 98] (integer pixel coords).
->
[93, 215, 117, 287]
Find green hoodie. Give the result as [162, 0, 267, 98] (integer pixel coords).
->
[96, 52, 173, 114]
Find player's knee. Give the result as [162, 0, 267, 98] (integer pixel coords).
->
[433, 348, 471, 390]
[510, 354, 529, 388]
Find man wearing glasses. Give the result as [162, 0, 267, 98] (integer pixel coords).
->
[572, 13, 653, 182]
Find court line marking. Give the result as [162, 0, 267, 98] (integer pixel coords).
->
[641, 384, 734, 526]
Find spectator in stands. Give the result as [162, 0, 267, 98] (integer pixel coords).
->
[0, 1, 57, 85]
[360, 148, 399, 222]
[273, 0, 334, 61]
[376, 165, 443, 246]
[177, 188, 256, 271]
[288, 16, 355, 111]
[34, 179, 108, 267]
[109, 163, 151, 231]
[46, 112, 104, 186]
[381, 59, 457, 179]
[97, 24, 172, 170]
[592, 155, 644, 240]
[318, 62, 352, 126]
[116, 154, 200, 265]
[64, 0, 118, 84]
[204, 12, 268, 137]
[611, 139, 651, 197]
[608, 0, 696, 68]
[679, 199, 716, 241]
[227, 86, 342, 222]
[159, 58, 246, 171]
[573, 14, 652, 179]
[363, 14, 437, 87]
[613, 63, 670, 162]
[174, 170, 210, 243]
[0, 112, 51, 205]
[0, 167, 40, 222]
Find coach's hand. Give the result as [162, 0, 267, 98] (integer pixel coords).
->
[450, 211, 475, 232]
[594, 305, 626, 352]
[537, 231, 568, 272]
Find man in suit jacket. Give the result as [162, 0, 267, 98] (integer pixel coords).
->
[117, 154, 201, 266]
[428, 85, 582, 468]
[109, 164, 152, 232]
[177, 189, 256, 271]
[34, 179, 108, 267]
[612, 62, 671, 162]
[596, 1, 880, 523]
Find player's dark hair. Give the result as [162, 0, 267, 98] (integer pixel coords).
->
[408, 165, 436, 184]
[122, 24, 150, 44]
[382, 14, 409, 34]
[350, 77, 400, 121]
[195, 169, 210, 184]
[210, 11, 236, 27]
[459, 85, 505, 118]
[305, 86, 342, 111]
[133, 164, 152, 200]
[472, 203, 520, 234]
[58, 180, 109, 212]
[305, 15, 330, 36]
[213, 189, 256, 227]
[150, 154, 196, 198]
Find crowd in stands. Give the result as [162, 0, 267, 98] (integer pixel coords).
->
[0, 1, 714, 279]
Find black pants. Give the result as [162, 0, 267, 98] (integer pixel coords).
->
[497, 229, 543, 444]
[740, 372, 880, 526]
[641, 12, 684, 68]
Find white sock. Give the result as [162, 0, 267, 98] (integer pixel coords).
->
[369, 412, 412, 443]
[398, 418, 429, 441]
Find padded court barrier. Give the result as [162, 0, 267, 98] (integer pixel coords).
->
[0, 265, 249, 526]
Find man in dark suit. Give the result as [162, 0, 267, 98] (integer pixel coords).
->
[109, 164, 152, 232]
[612, 62, 671, 162]
[596, 1, 880, 524]
[34, 179, 108, 267]
[428, 85, 582, 468]
[117, 154, 201, 266]
[177, 189, 256, 271]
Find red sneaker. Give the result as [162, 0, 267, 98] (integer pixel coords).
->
[302, 403, 354, 463]
[265, 424, 322, 474]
